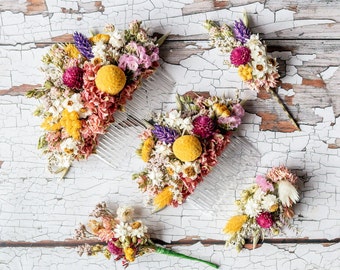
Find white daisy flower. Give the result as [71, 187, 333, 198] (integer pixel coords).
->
[62, 93, 83, 112]
[261, 194, 278, 212]
[244, 198, 262, 217]
[60, 137, 78, 155]
[114, 222, 132, 242]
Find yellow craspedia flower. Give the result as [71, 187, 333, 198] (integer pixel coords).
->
[64, 44, 80, 59]
[95, 65, 126, 95]
[238, 64, 253, 81]
[141, 137, 154, 162]
[124, 247, 135, 262]
[90, 33, 110, 44]
[173, 135, 202, 162]
[213, 103, 230, 117]
[153, 186, 173, 212]
[223, 215, 248, 234]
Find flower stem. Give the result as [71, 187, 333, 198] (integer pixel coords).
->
[155, 246, 219, 269]
[269, 88, 300, 131]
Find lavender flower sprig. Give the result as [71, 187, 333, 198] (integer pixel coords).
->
[152, 125, 179, 144]
[73, 32, 94, 59]
[233, 19, 251, 44]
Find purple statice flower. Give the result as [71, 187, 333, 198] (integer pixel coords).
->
[152, 125, 179, 144]
[192, 115, 215, 139]
[233, 19, 251, 44]
[73, 32, 94, 59]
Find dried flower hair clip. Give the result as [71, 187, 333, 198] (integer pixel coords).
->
[223, 165, 300, 252]
[204, 12, 300, 131]
[75, 202, 219, 268]
[26, 21, 167, 178]
[133, 92, 245, 212]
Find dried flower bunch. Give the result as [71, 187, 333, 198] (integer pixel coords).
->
[223, 166, 300, 252]
[27, 21, 166, 176]
[75, 202, 219, 268]
[204, 13, 279, 92]
[133, 93, 245, 211]
[204, 13, 300, 130]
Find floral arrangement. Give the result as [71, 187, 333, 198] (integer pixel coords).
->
[75, 202, 219, 268]
[133, 93, 245, 211]
[204, 14, 279, 92]
[204, 13, 300, 130]
[223, 165, 300, 252]
[26, 21, 166, 176]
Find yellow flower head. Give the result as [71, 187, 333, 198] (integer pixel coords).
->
[59, 110, 81, 140]
[95, 65, 127, 95]
[223, 215, 248, 234]
[173, 135, 202, 162]
[238, 64, 253, 81]
[269, 203, 279, 212]
[41, 116, 61, 131]
[90, 33, 111, 44]
[153, 186, 173, 211]
[124, 247, 135, 262]
[213, 103, 230, 117]
[64, 44, 80, 59]
[141, 137, 154, 162]
[131, 221, 141, 229]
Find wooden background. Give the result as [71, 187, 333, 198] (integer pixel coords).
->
[1, 0, 339, 269]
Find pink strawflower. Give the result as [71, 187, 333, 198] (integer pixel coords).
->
[255, 175, 274, 192]
[218, 116, 242, 129]
[107, 239, 124, 257]
[256, 212, 274, 228]
[266, 165, 298, 184]
[230, 46, 251, 67]
[118, 54, 139, 71]
[62, 66, 84, 90]
[192, 115, 215, 139]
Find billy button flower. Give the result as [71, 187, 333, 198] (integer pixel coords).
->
[95, 65, 127, 95]
[172, 135, 202, 162]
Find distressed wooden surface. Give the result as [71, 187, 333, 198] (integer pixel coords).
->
[1, 1, 340, 269]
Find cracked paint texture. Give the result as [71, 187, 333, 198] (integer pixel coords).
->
[1, 0, 340, 269]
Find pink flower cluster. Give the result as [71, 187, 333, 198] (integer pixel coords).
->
[119, 41, 159, 78]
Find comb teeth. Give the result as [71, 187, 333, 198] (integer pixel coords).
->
[95, 69, 175, 169]
[187, 136, 260, 216]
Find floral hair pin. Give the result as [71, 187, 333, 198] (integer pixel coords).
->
[204, 13, 300, 131]
[74, 202, 219, 268]
[133, 92, 245, 212]
[223, 165, 300, 252]
[26, 21, 167, 178]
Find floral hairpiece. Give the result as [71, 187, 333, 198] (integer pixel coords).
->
[75, 202, 219, 268]
[223, 165, 300, 252]
[133, 93, 245, 211]
[27, 21, 167, 177]
[204, 13, 300, 130]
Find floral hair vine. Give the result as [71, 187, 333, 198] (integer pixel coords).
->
[74, 202, 219, 268]
[26, 21, 167, 178]
[223, 165, 300, 252]
[204, 12, 300, 131]
[133, 92, 245, 212]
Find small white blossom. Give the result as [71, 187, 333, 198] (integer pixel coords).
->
[62, 93, 84, 112]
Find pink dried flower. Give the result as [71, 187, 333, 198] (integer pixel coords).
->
[256, 212, 274, 228]
[232, 103, 245, 118]
[266, 165, 298, 184]
[255, 175, 274, 192]
[192, 115, 215, 139]
[62, 66, 84, 90]
[230, 46, 251, 67]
